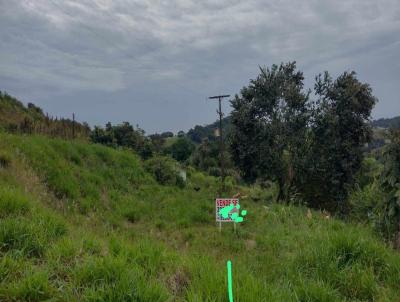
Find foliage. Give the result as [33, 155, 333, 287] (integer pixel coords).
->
[161, 131, 174, 138]
[191, 138, 219, 171]
[230, 63, 377, 212]
[187, 117, 231, 144]
[379, 130, 400, 247]
[230, 62, 310, 201]
[356, 157, 384, 188]
[149, 133, 166, 153]
[165, 137, 195, 162]
[349, 132, 400, 248]
[349, 182, 386, 224]
[190, 138, 236, 178]
[90, 121, 154, 159]
[144, 156, 185, 187]
[304, 71, 377, 212]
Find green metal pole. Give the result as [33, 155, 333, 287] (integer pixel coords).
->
[227, 260, 234, 302]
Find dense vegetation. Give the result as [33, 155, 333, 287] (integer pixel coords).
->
[1, 132, 400, 301]
[230, 63, 377, 213]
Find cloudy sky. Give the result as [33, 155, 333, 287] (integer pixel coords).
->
[0, 0, 399, 133]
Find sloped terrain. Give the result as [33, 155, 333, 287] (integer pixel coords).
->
[0, 132, 400, 301]
[0, 92, 89, 139]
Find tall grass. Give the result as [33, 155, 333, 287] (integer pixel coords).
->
[0, 132, 400, 301]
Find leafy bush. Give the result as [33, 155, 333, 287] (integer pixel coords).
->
[356, 157, 383, 188]
[166, 137, 195, 162]
[349, 182, 385, 223]
[144, 156, 185, 187]
[248, 185, 275, 203]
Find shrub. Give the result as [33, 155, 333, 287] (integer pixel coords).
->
[248, 185, 274, 203]
[349, 182, 385, 222]
[144, 156, 182, 187]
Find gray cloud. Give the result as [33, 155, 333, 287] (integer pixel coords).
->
[0, 0, 399, 133]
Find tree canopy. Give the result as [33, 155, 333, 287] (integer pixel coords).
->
[230, 63, 377, 212]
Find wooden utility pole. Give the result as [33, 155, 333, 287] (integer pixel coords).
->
[209, 95, 230, 192]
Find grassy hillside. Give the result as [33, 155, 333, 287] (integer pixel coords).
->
[0, 92, 90, 139]
[1, 132, 400, 301]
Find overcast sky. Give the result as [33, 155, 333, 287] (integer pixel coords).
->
[0, 0, 399, 133]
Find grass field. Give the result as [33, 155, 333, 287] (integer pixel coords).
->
[0, 132, 399, 301]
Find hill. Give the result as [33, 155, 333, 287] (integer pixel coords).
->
[1, 131, 400, 301]
[0, 91, 90, 139]
[372, 116, 400, 129]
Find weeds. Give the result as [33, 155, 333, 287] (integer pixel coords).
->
[0, 132, 400, 301]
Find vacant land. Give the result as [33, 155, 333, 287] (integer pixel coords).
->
[0, 132, 399, 301]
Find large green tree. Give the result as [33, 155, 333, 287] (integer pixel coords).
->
[306, 71, 377, 212]
[230, 62, 310, 200]
[230, 64, 376, 211]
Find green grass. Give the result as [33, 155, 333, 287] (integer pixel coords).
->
[0, 132, 400, 301]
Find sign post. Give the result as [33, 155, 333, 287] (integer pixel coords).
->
[216, 198, 239, 232]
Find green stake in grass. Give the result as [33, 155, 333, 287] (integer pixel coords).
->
[227, 260, 234, 302]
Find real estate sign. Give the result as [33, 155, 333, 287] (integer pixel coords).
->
[216, 198, 239, 222]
